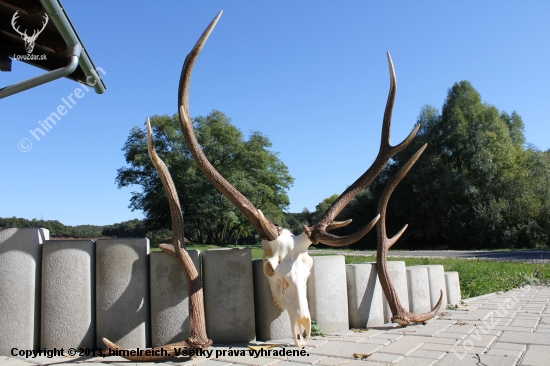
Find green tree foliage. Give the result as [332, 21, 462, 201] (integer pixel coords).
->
[0, 216, 104, 238]
[102, 218, 148, 238]
[116, 110, 294, 245]
[333, 81, 550, 250]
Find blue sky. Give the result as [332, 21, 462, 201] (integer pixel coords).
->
[1, 1, 549, 226]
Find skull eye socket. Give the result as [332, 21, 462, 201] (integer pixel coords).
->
[263, 260, 275, 277]
[264, 247, 273, 258]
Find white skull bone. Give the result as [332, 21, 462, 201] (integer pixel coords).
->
[262, 229, 313, 346]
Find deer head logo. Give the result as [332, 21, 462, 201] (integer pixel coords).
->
[11, 10, 48, 54]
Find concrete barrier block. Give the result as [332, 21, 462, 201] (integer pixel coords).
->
[382, 261, 409, 323]
[252, 259, 292, 341]
[41, 240, 95, 349]
[346, 263, 384, 328]
[406, 266, 431, 314]
[307, 255, 349, 333]
[203, 248, 255, 344]
[408, 265, 447, 310]
[0, 228, 48, 355]
[96, 238, 150, 349]
[445, 271, 461, 306]
[149, 249, 200, 347]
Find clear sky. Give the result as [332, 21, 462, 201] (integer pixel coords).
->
[1, 1, 549, 226]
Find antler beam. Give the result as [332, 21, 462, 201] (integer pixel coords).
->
[101, 119, 213, 360]
[177, 11, 281, 241]
[305, 53, 420, 246]
[376, 143, 443, 325]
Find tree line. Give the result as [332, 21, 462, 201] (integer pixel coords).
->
[291, 81, 550, 250]
[4, 81, 548, 249]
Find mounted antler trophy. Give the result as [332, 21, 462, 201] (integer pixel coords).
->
[102, 10, 442, 361]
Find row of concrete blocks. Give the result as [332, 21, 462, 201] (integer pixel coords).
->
[0, 228, 462, 355]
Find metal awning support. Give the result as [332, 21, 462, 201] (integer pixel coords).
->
[0, 0, 105, 99]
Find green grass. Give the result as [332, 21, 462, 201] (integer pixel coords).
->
[343, 255, 550, 299]
[152, 245, 550, 300]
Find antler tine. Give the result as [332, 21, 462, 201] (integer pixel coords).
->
[376, 143, 443, 325]
[11, 11, 27, 37]
[177, 11, 280, 241]
[146, 118, 185, 250]
[306, 52, 420, 246]
[102, 118, 214, 360]
[36, 13, 48, 35]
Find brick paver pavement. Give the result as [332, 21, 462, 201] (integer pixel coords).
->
[2, 285, 549, 365]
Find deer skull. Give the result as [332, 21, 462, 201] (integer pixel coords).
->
[11, 11, 48, 54]
[262, 230, 313, 346]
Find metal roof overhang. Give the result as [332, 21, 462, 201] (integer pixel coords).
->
[0, 0, 106, 98]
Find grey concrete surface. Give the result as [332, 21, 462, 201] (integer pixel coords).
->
[346, 262, 384, 328]
[203, 248, 256, 344]
[6, 285, 548, 366]
[0, 228, 49, 355]
[406, 266, 431, 314]
[382, 261, 409, 323]
[150, 249, 200, 347]
[307, 255, 349, 333]
[41, 240, 95, 349]
[252, 259, 292, 341]
[95, 238, 150, 349]
[408, 265, 448, 310]
[445, 271, 461, 306]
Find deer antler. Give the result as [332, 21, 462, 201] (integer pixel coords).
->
[11, 11, 27, 38]
[177, 11, 281, 241]
[376, 144, 443, 325]
[102, 118, 213, 360]
[31, 13, 49, 39]
[305, 53, 420, 246]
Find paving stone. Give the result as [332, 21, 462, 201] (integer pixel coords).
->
[437, 353, 518, 365]
[407, 348, 446, 359]
[363, 352, 403, 363]
[461, 333, 497, 349]
[404, 324, 452, 337]
[271, 354, 325, 364]
[392, 356, 437, 366]
[404, 335, 460, 345]
[0, 358, 36, 366]
[307, 341, 382, 358]
[185, 361, 233, 366]
[371, 332, 404, 340]
[509, 317, 539, 328]
[484, 347, 523, 358]
[490, 341, 527, 351]
[521, 344, 550, 366]
[347, 328, 386, 338]
[418, 342, 456, 352]
[316, 357, 383, 365]
[323, 336, 363, 343]
[376, 338, 423, 355]
[498, 330, 550, 345]
[437, 332, 469, 340]
[357, 338, 391, 346]
[441, 310, 495, 321]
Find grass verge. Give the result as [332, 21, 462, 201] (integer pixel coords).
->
[152, 245, 550, 300]
[343, 255, 550, 299]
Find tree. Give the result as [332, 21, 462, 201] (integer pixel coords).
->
[116, 110, 294, 245]
[335, 81, 550, 250]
